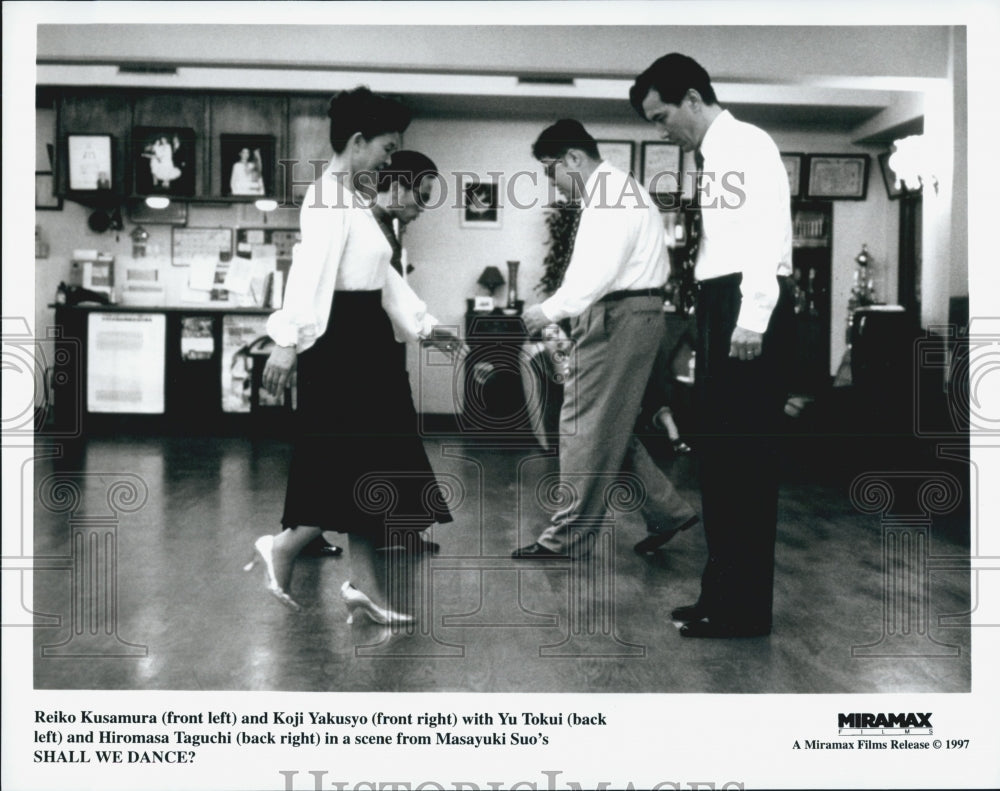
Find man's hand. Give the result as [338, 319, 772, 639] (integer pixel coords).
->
[729, 326, 764, 361]
[427, 327, 461, 355]
[522, 304, 550, 336]
[262, 345, 297, 396]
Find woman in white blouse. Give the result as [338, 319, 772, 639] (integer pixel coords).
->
[246, 87, 453, 625]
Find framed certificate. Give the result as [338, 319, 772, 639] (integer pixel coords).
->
[640, 141, 682, 195]
[67, 133, 113, 192]
[805, 154, 870, 200]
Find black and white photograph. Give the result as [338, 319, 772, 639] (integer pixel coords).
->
[133, 125, 196, 196]
[7, 3, 1000, 791]
[220, 133, 275, 197]
[461, 176, 501, 226]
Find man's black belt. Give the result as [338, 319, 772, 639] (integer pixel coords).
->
[694, 273, 792, 292]
[600, 287, 665, 303]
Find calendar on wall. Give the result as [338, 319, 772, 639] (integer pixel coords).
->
[171, 227, 234, 267]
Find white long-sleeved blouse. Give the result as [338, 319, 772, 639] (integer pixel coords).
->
[266, 170, 437, 351]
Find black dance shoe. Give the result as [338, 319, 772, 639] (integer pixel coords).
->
[678, 620, 770, 638]
[378, 534, 440, 555]
[634, 514, 699, 555]
[670, 602, 709, 622]
[300, 536, 344, 558]
[511, 542, 567, 560]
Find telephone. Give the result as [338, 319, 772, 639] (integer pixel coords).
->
[56, 282, 111, 306]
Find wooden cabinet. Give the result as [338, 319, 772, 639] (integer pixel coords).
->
[52, 90, 332, 205]
[460, 309, 531, 433]
[209, 93, 288, 199]
[790, 200, 833, 394]
[132, 93, 210, 197]
[52, 305, 289, 437]
[286, 95, 332, 203]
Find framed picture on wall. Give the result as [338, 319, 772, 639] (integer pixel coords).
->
[133, 126, 196, 197]
[640, 141, 682, 195]
[67, 133, 113, 192]
[781, 152, 805, 198]
[805, 153, 870, 200]
[220, 134, 275, 197]
[461, 177, 501, 228]
[597, 140, 635, 176]
[35, 172, 62, 210]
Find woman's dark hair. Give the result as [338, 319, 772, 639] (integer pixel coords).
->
[629, 53, 718, 118]
[376, 150, 439, 193]
[327, 86, 412, 153]
[532, 119, 601, 161]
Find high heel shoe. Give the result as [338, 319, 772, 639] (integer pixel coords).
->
[244, 535, 302, 612]
[340, 581, 414, 625]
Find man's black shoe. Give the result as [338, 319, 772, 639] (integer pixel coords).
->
[301, 536, 343, 558]
[679, 620, 770, 638]
[670, 603, 709, 622]
[634, 515, 699, 555]
[378, 532, 440, 554]
[511, 542, 567, 560]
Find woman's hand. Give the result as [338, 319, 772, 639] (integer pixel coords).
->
[262, 345, 297, 396]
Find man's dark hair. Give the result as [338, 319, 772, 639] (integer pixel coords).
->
[327, 86, 412, 153]
[532, 119, 601, 161]
[629, 53, 718, 118]
[376, 150, 439, 193]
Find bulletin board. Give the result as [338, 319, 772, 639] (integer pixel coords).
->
[235, 228, 299, 305]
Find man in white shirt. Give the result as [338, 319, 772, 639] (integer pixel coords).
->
[512, 119, 699, 560]
[631, 53, 796, 638]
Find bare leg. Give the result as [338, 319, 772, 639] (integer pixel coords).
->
[652, 406, 680, 441]
[341, 533, 415, 625]
[270, 526, 322, 590]
[246, 525, 321, 611]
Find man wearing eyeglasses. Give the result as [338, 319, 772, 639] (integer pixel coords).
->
[512, 119, 699, 561]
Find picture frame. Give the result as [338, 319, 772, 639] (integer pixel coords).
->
[597, 139, 635, 176]
[640, 141, 682, 196]
[805, 153, 870, 200]
[220, 133, 276, 198]
[878, 151, 909, 199]
[35, 171, 62, 210]
[67, 133, 113, 192]
[133, 126, 196, 197]
[781, 152, 805, 198]
[460, 177, 501, 228]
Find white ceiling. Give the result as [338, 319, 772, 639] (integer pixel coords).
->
[36, 24, 949, 144]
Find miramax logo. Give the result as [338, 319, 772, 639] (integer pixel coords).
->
[838, 712, 933, 732]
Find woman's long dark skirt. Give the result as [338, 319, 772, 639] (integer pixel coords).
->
[280, 290, 453, 541]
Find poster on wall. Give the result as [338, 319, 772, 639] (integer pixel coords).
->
[86, 312, 165, 413]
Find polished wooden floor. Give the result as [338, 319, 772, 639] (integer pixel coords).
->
[30, 424, 971, 693]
